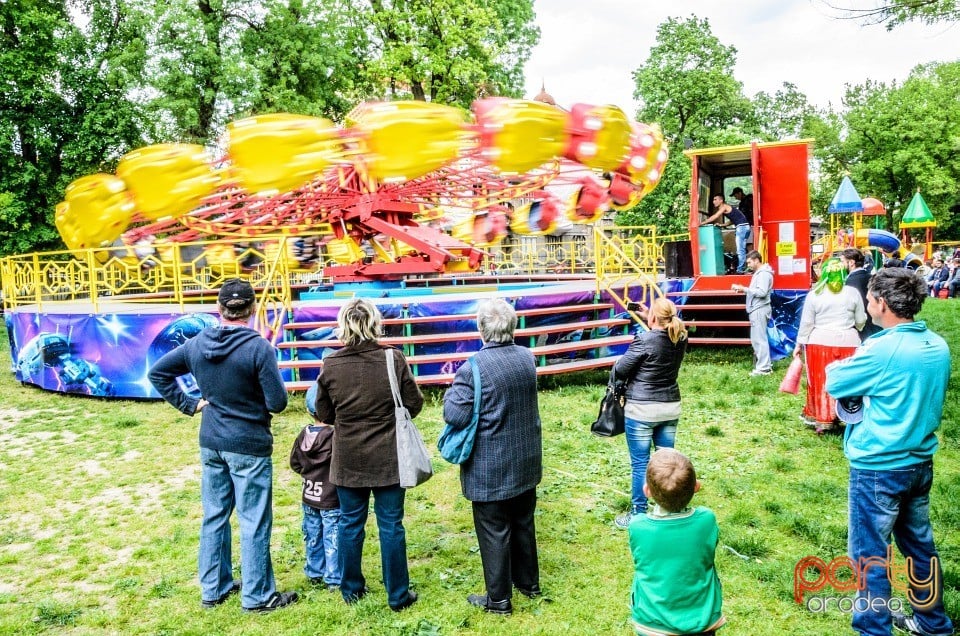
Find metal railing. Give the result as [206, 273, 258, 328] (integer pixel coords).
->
[593, 225, 665, 324]
[0, 235, 322, 314]
[1, 225, 677, 322]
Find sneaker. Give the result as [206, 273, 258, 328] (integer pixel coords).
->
[892, 611, 954, 636]
[243, 591, 299, 613]
[750, 369, 772, 376]
[390, 591, 418, 612]
[308, 577, 340, 591]
[614, 512, 633, 529]
[799, 414, 818, 429]
[201, 581, 241, 609]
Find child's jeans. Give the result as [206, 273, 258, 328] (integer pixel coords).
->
[302, 503, 341, 585]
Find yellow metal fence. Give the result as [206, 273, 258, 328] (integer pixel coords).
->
[1, 227, 678, 321]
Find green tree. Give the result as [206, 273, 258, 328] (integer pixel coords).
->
[620, 15, 752, 234]
[750, 82, 817, 142]
[350, 0, 538, 108]
[0, 0, 146, 255]
[836, 62, 960, 238]
[239, 0, 369, 120]
[803, 109, 847, 216]
[829, 0, 960, 29]
[146, 0, 258, 143]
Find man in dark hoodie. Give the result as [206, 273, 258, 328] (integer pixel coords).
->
[149, 278, 297, 613]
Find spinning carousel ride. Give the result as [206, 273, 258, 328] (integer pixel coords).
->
[3, 97, 669, 397]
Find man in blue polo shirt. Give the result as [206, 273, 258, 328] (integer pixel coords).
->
[826, 268, 953, 636]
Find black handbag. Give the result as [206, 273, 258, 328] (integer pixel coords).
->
[591, 371, 626, 437]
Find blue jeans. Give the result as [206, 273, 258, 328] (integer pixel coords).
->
[735, 224, 752, 272]
[199, 447, 275, 609]
[337, 484, 410, 608]
[624, 417, 678, 514]
[303, 504, 341, 585]
[848, 462, 953, 636]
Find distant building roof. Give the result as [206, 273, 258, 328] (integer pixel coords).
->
[533, 81, 556, 106]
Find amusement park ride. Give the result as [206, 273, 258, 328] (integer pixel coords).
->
[10, 94, 924, 400]
[13, 91, 924, 400]
[53, 99, 668, 283]
[4, 97, 678, 398]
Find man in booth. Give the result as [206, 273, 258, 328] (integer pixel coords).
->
[729, 187, 754, 226]
[701, 194, 751, 274]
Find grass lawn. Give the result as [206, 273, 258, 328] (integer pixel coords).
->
[1, 301, 958, 635]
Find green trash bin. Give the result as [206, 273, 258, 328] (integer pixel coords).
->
[698, 225, 725, 276]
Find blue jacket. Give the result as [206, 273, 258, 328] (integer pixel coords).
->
[443, 342, 542, 502]
[825, 321, 950, 470]
[149, 325, 288, 456]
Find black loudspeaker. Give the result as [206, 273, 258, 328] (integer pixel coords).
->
[664, 240, 694, 278]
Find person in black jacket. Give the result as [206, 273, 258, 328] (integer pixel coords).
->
[729, 187, 754, 225]
[612, 298, 688, 528]
[841, 248, 880, 341]
[290, 384, 340, 590]
[149, 278, 297, 613]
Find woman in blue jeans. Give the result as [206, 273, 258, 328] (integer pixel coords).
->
[612, 298, 688, 528]
[313, 298, 425, 611]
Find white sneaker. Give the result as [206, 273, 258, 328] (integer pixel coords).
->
[891, 611, 954, 636]
[750, 369, 772, 376]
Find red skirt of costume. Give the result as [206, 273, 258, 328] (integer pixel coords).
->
[803, 343, 858, 424]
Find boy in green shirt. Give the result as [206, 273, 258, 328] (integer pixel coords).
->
[629, 449, 724, 636]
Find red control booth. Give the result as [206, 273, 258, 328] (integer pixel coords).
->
[683, 140, 812, 292]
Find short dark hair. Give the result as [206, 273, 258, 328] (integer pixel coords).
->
[841, 248, 865, 268]
[730, 187, 745, 196]
[646, 449, 697, 512]
[746, 250, 762, 262]
[868, 268, 927, 320]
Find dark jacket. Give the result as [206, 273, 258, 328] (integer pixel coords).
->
[845, 268, 880, 341]
[315, 341, 424, 488]
[928, 266, 950, 284]
[290, 424, 339, 510]
[613, 329, 686, 403]
[443, 343, 542, 502]
[738, 194, 754, 225]
[149, 325, 288, 456]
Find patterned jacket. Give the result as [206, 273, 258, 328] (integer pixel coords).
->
[443, 342, 542, 502]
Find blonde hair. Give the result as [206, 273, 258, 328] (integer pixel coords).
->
[646, 448, 697, 512]
[649, 298, 687, 344]
[336, 298, 383, 346]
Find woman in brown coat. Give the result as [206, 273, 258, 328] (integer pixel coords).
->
[313, 298, 424, 611]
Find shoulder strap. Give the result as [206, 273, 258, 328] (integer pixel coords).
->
[384, 348, 402, 408]
[470, 358, 481, 424]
